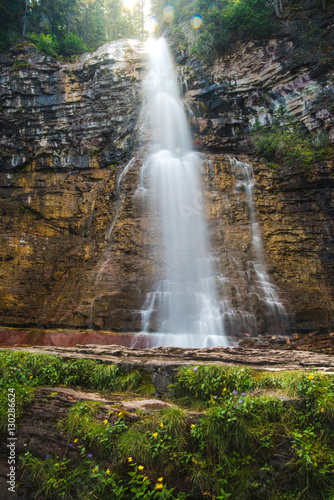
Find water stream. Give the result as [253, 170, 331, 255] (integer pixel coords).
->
[139, 38, 228, 348]
[229, 157, 290, 333]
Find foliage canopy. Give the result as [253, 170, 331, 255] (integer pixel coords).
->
[0, 0, 146, 56]
[151, 0, 274, 58]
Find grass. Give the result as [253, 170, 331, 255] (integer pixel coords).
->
[0, 350, 155, 393]
[59, 401, 128, 456]
[1, 351, 333, 499]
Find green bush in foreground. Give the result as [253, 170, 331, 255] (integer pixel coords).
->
[1, 351, 334, 499]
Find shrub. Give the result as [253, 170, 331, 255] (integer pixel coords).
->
[28, 32, 59, 56]
[60, 32, 87, 56]
[251, 106, 334, 168]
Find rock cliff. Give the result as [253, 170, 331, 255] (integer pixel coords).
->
[0, 8, 333, 337]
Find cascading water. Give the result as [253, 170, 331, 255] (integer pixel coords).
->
[229, 157, 290, 332]
[139, 38, 228, 348]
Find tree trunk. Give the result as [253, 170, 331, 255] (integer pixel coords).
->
[22, 0, 28, 38]
[274, 0, 281, 18]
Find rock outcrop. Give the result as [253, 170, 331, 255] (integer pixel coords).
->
[0, 40, 150, 332]
[180, 2, 334, 333]
[0, 7, 334, 337]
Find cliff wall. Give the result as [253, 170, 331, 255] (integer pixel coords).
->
[0, 14, 333, 335]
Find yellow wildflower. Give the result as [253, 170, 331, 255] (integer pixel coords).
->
[143, 476, 148, 482]
[308, 374, 314, 380]
[106, 468, 110, 474]
[160, 422, 164, 428]
[103, 419, 108, 424]
[128, 457, 133, 462]
[321, 408, 325, 413]
[153, 432, 158, 438]
[74, 439, 78, 443]
[158, 477, 163, 482]
[161, 439, 163, 442]
[29, 376, 33, 379]
[223, 388, 227, 392]
[138, 465, 144, 470]
[92, 468, 97, 474]
[155, 483, 163, 490]
[191, 424, 195, 429]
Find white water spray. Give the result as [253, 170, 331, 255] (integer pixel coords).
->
[229, 157, 290, 332]
[139, 38, 228, 348]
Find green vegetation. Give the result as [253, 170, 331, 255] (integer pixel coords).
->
[1, 351, 334, 498]
[0, 0, 146, 57]
[21, 448, 184, 499]
[152, 0, 274, 58]
[0, 350, 154, 392]
[251, 106, 334, 168]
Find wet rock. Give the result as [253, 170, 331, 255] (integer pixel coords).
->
[0, 21, 334, 335]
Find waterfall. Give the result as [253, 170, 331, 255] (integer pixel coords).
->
[139, 38, 228, 348]
[229, 157, 290, 333]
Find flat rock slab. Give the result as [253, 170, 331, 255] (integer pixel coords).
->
[6, 344, 334, 373]
[121, 399, 173, 412]
[42, 386, 114, 403]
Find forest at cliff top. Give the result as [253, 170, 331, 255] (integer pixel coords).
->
[2, 0, 331, 59]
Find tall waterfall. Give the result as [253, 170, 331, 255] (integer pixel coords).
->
[139, 38, 228, 348]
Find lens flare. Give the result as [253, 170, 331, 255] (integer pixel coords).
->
[163, 4, 174, 23]
[148, 16, 159, 33]
[208, 3, 218, 15]
[190, 15, 202, 29]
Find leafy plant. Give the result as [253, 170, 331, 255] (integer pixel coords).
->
[172, 365, 254, 404]
[251, 106, 334, 168]
[60, 32, 87, 56]
[28, 33, 59, 56]
[152, 0, 273, 59]
[21, 451, 185, 499]
[61, 401, 128, 455]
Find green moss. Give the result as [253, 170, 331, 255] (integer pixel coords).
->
[251, 106, 334, 168]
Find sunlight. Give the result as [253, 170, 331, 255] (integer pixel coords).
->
[123, 0, 137, 12]
[145, 36, 157, 54]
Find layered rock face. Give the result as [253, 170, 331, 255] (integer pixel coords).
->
[0, 11, 333, 336]
[0, 40, 151, 331]
[180, 2, 334, 333]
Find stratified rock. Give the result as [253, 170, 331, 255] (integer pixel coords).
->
[0, 13, 334, 336]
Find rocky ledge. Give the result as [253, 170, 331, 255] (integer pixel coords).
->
[7, 343, 334, 401]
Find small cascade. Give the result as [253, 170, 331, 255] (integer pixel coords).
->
[88, 157, 136, 328]
[229, 157, 290, 332]
[138, 38, 228, 348]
